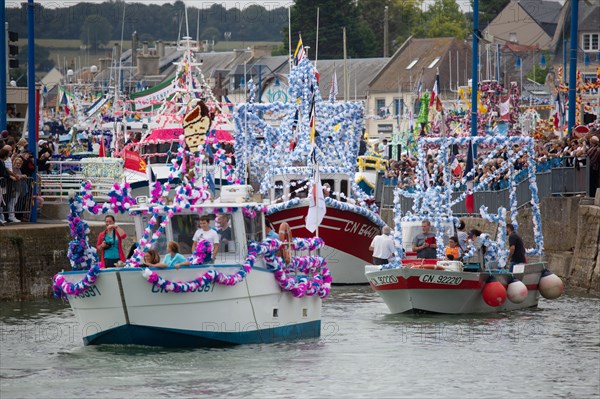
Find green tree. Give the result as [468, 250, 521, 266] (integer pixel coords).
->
[473, 0, 510, 29]
[283, 0, 377, 59]
[414, 0, 468, 39]
[358, 0, 422, 56]
[80, 14, 113, 51]
[201, 27, 221, 44]
[17, 44, 55, 72]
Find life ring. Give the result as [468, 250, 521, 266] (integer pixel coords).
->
[277, 222, 293, 264]
[409, 259, 446, 270]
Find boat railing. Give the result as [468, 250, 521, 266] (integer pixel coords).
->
[40, 159, 123, 203]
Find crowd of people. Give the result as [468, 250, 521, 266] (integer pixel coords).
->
[380, 133, 600, 192]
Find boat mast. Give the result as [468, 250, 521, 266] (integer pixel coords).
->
[315, 7, 320, 69]
[343, 27, 348, 101]
[471, 0, 479, 140]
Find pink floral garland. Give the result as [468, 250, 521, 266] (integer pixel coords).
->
[52, 264, 102, 299]
[189, 240, 213, 265]
[138, 238, 332, 298]
[141, 249, 257, 292]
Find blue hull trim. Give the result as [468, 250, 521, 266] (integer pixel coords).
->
[83, 320, 321, 347]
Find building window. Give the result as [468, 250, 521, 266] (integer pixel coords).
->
[406, 58, 419, 70]
[427, 57, 441, 69]
[376, 99, 386, 117]
[582, 33, 599, 52]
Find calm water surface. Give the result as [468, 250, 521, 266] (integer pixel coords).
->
[1, 287, 599, 398]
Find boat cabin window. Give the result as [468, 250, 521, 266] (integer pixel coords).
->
[141, 215, 168, 254]
[289, 179, 309, 199]
[322, 178, 335, 198]
[215, 213, 235, 253]
[170, 214, 198, 254]
[244, 213, 262, 243]
[142, 142, 177, 164]
[274, 180, 283, 200]
[340, 179, 348, 202]
[170, 212, 236, 255]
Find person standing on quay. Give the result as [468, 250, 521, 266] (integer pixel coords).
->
[507, 223, 526, 271]
[369, 226, 396, 265]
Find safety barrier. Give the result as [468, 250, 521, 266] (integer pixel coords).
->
[0, 176, 35, 223]
[379, 156, 591, 212]
[39, 160, 122, 204]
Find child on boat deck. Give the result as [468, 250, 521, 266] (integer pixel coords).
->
[445, 236, 461, 261]
[154, 241, 189, 269]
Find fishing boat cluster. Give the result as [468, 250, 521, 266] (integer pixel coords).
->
[50, 40, 564, 348]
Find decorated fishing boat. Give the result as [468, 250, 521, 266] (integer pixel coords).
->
[118, 38, 236, 193]
[51, 106, 331, 347]
[365, 135, 564, 314]
[234, 53, 386, 284]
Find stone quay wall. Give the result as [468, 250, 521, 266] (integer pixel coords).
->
[0, 222, 136, 301]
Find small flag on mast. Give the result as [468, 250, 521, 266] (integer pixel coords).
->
[293, 36, 306, 66]
[305, 163, 326, 233]
[429, 70, 440, 107]
[329, 69, 338, 102]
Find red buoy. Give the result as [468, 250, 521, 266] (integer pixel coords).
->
[482, 276, 507, 307]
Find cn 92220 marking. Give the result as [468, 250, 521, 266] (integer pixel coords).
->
[369, 275, 399, 286]
[419, 274, 463, 285]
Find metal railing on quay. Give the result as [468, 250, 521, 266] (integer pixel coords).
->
[39, 159, 123, 204]
[0, 176, 35, 223]
[378, 156, 592, 213]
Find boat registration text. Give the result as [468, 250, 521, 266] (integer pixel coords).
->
[369, 275, 398, 286]
[419, 274, 463, 285]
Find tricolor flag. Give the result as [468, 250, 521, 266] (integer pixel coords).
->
[435, 95, 443, 114]
[415, 80, 423, 100]
[329, 69, 338, 103]
[305, 164, 326, 233]
[554, 92, 564, 129]
[429, 70, 440, 107]
[465, 140, 475, 214]
[293, 36, 306, 66]
[499, 94, 511, 121]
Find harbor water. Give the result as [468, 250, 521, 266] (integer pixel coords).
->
[1, 286, 598, 398]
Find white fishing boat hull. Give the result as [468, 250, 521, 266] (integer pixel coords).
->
[61, 265, 321, 346]
[365, 262, 545, 314]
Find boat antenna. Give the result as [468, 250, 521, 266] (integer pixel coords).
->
[315, 7, 320, 68]
[184, 1, 190, 41]
[114, 0, 126, 155]
[197, 7, 201, 51]
[288, 6, 292, 70]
